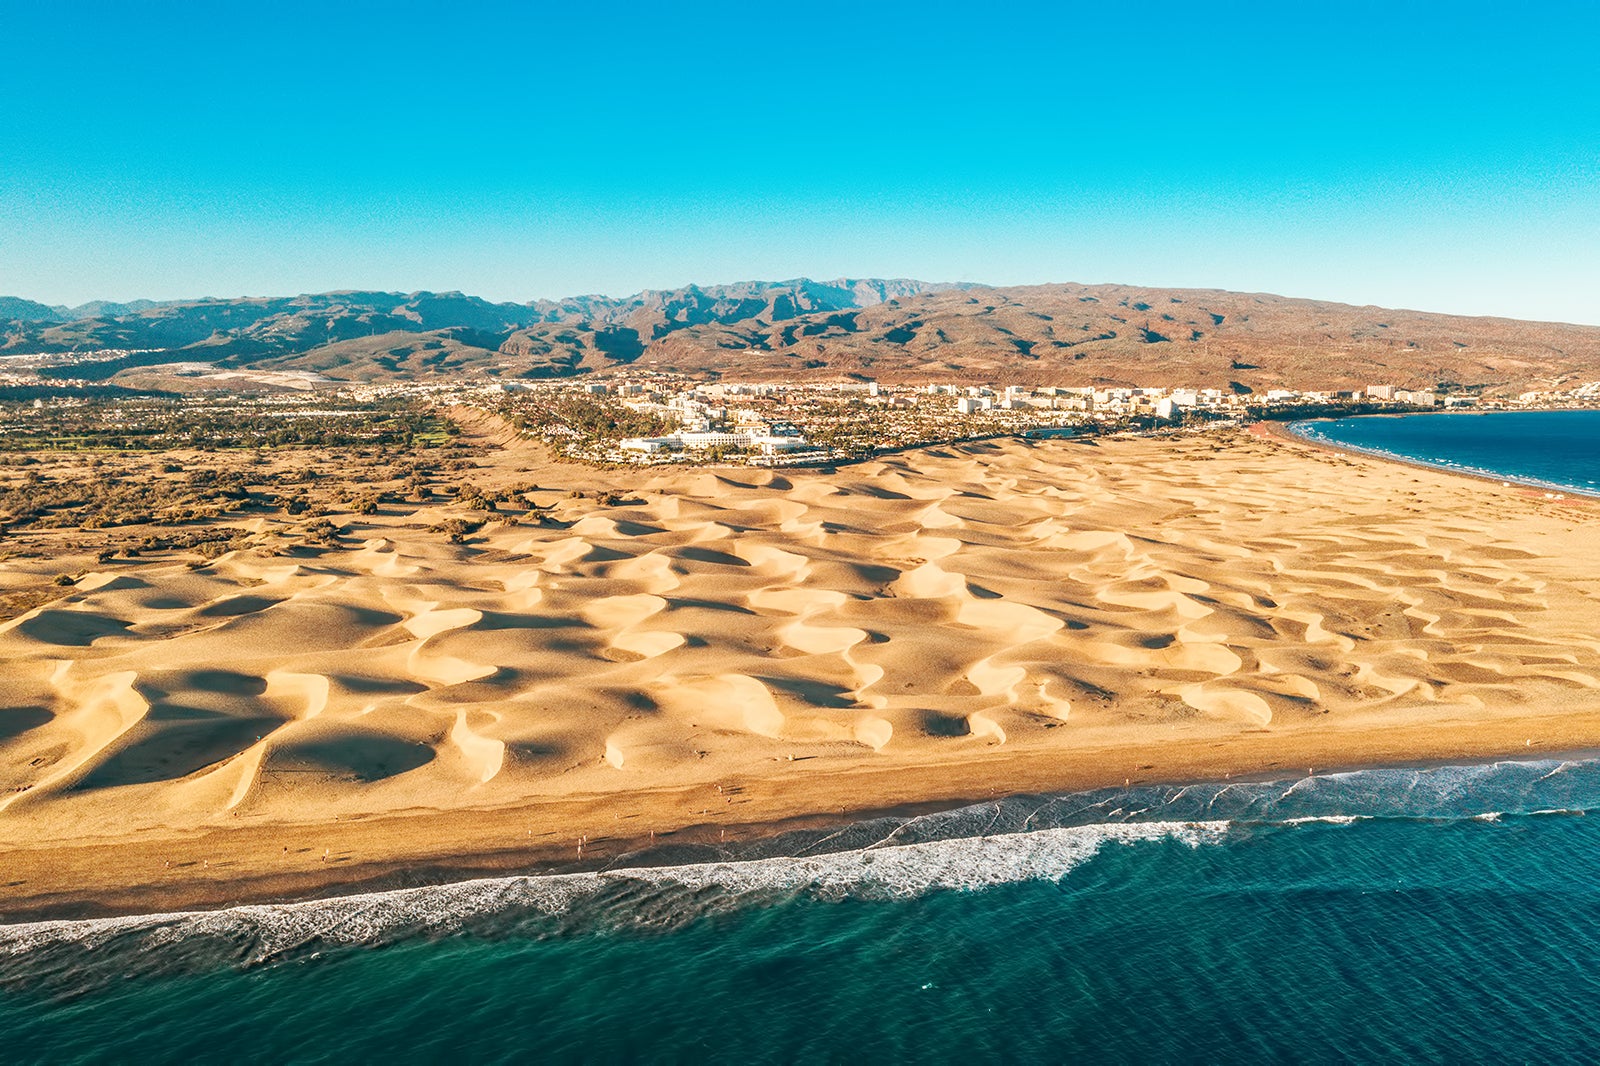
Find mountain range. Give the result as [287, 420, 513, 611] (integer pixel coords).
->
[0, 296, 172, 323]
[4, 278, 1598, 394]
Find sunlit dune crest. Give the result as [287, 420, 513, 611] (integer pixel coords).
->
[1, 428, 1599, 911]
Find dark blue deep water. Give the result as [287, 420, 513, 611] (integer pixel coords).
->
[1293, 409, 1600, 495]
[9, 762, 1600, 1062]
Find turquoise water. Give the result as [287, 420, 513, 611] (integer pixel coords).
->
[9, 762, 1600, 1062]
[1292, 408, 1600, 496]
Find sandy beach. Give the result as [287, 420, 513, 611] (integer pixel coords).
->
[3, 422, 1599, 920]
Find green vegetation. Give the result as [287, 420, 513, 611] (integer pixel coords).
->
[0, 394, 446, 451]
[1245, 401, 1436, 422]
[785, 395, 1020, 458]
[0, 465, 255, 531]
[499, 391, 674, 443]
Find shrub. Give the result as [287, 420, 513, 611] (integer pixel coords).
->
[431, 517, 485, 544]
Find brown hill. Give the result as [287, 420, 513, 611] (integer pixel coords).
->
[5, 280, 1598, 394]
[649, 284, 1600, 393]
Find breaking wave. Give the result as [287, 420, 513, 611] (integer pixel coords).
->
[3, 757, 1597, 987]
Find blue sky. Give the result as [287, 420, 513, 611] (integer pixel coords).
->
[2, 1, 1598, 322]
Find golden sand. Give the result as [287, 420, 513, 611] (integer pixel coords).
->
[2, 425, 1599, 917]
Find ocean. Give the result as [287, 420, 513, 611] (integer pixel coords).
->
[1290, 408, 1600, 496]
[7, 409, 1600, 1062]
[8, 762, 1600, 1062]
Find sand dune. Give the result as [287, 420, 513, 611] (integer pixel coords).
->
[3, 429, 1600, 914]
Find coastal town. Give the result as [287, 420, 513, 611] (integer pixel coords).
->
[479, 373, 1599, 466]
[2, 350, 1599, 467]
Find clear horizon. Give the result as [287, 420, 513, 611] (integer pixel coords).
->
[4, 1, 1598, 325]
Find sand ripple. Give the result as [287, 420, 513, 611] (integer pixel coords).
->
[2, 434, 1598, 845]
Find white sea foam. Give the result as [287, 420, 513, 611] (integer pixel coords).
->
[1280, 815, 1370, 826]
[0, 820, 1226, 963]
[8, 755, 1600, 972]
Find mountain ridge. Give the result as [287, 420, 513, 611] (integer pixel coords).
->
[4, 278, 1599, 394]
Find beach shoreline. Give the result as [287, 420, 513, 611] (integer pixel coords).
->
[1262, 411, 1600, 504]
[8, 711, 1600, 925]
[4, 426, 1600, 924]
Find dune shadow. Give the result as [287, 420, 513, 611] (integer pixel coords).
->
[17, 610, 133, 647]
[331, 674, 428, 695]
[610, 520, 668, 537]
[572, 545, 635, 564]
[758, 676, 857, 709]
[673, 547, 751, 567]
[475, 611, 590, 631]
[852, 562, 903, 585]
[614, 689, 659, 713]
[268, 730, 435, 782]
[0, 707, 52, 743]
[666, 598, 758, 615]
[147, 701, 253, 722]
[87, 576, 152, 593]
[184, 670, 270, 696]
[74, 715, 284, 789]
[341, 605, 406, 627]
[921, 711, 972, 737]
[197, 595, 282, 618]
[507, 739, 568, 762]
[431, 667, 522, 699]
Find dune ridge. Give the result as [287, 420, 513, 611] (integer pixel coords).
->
[2, 430, 1599, 913]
